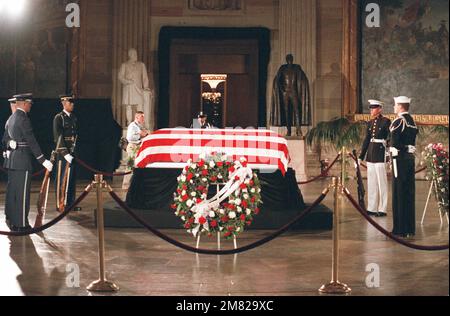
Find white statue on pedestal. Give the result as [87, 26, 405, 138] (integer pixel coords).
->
[118, 48, 154, 128]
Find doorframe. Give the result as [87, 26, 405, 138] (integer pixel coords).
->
[157, 26, 271, 129]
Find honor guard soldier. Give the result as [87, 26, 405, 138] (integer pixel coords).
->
[191, 112, 213, 129]
[359, 100, 391, 217]
[389, 96, 418, 238]
[53, 94, 80, 211]
[5, 94, 53, 232]
[2, 97, 17, 229]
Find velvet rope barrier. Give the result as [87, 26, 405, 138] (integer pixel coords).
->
[297, 154, 341, 185]
[0, 184, 93, 237]
[347, 152, 427, 174]
[108, 185, 330, 255]
[343, 187, 449, 251]
[75, 158, 133, 177]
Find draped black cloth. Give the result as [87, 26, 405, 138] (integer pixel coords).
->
[126, 168, 305, 211]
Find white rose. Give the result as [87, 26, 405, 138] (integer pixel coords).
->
[186, 200, 193, 207]
[221, 155, 227, 162]
[257, 188, 261, 193]
[202, 178, 208, 182]
[178, 197, 183, 202]
[218, 174, 223, 179]
[237, 206, 242, 213]
[181, 190, 186, 196]
[229, 211, 237, 219]
[242, 188, 248, 193]
[187, 159, 193, 164]
[209, 161, 215, 168]
[209, 211, 216, 218]
[191, 163, 197, 169]
[220, 227, 224, 231]
[195, 173, 200, 178]
[236, 227, 241, 232]
[191, 192, 197, 197]
[246, 209, 251, 215]
[251, 188, 256, 193]
[243, 194, 249, 199]
[180, 175, 186, 182]
[190, 180, 194, 184]
[219, 209, 225, 215]
[181, 216, 186, 221]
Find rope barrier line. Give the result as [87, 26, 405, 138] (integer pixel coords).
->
[347, 152, 427, 174]
[107, 185, 330, 256]
[343, 187, 449, 251]
[0, 184, 93, 237]
[75, 158, 133, 177]
[297, 154, 341, 185]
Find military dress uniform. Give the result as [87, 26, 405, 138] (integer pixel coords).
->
[359, 100, 391, 217]
[5, 94, 52, 231]
[53, 96, 78, 210]
[390, 97, 418, 237]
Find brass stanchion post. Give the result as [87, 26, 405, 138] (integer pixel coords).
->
[341, 147, 346, 190]
[319, 177, 351, 294]
[87, 174, 119, 292]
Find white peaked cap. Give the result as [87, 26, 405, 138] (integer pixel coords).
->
[394, 96, 412, 104]
[368, 99, 384, 106]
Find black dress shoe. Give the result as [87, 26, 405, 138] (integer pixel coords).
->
[404, 233, 415, 239]
[5, 219, 12, 230]
[367, 211, 378, 216]
[375, 212, 387, 217]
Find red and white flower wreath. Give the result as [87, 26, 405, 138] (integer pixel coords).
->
[171, 153, 262, 240]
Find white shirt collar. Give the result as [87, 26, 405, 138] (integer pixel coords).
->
[398, 112, 409, 116]
[63, 110, 72, 117]
[17, 108, 26, 113]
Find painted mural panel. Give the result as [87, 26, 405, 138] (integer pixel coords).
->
[361, 0, 449, 114]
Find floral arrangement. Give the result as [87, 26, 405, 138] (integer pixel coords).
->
[172, 153, 262, 240]
[422, 143, 449, 213]
[125, 145, 140, 170]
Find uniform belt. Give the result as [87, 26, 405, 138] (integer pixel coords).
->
[16, 142, 29, 148]
[64, 137, 76, 141]
[370, 138, 387, 146]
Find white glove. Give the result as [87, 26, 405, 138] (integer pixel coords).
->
[43, 160, 53, 172]
[64, 154, 74, 164]
[357, 158, 362, 165]
[407, 145, 416, 154]
[390, 147, 399, 157]
[6, 151, 11, 159]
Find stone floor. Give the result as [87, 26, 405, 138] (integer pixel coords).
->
[0, 177, 448, 296]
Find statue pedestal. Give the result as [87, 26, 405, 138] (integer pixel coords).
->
[286, 138, 308, 182]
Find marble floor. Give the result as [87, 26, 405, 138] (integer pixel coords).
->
[0, 177, 448, 296]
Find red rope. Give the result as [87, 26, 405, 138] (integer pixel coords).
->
[343, 188, 448, 251]
[75, 158, 133, 177]
[297, 154, 341, 185]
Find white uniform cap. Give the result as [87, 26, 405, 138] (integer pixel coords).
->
[394, 96, 412, 104]
[368, 99, 384, 108]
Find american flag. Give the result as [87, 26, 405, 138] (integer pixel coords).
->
[135, 128, 291, 175]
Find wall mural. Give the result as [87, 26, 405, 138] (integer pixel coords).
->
[361, 0, 449, 114]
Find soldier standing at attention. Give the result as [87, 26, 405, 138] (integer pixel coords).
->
[53, 95, 80, 211]
[5, 94, 53, 232]
[359, 100, 391, 217]
[389, 96, 418, 238]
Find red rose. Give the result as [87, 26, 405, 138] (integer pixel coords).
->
[184, 223, 191, 229]
[240, 183, 247, 189]
[255, 208, 260, 215]
[251, 197, 256, 203]
[210, 220, 218, 228]
[240, 214, 246, 221]
[196, 198, 203, 204]
[182, 184, 187, 190]
[228, 226, 234, 231]
[217, 162, 223, 167]
[189, 217, 195, 224]
[235, 176, 240, 181]
[224, 232, 231, 238]
[198, 160, 205, 167]
[202, 169, 208, 176]
[222, 216, 229, 223]
[249, 180, 254, 186]
[171, 204, 177, 209]
[242, 161, 248, 167]
[177, 189, 182, 194]
[187, 173, 194, 181]
[210, 176, 217, 182]
[199, 217, 206, 225]
[241, 201, 248, 208]
[246, 221, 252, 226]
[229, 166, 235, 173]
[197, 185, 205, 191]
[182, 195, 189, 202]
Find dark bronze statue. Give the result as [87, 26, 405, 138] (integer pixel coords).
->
[270, 54, 311, 136]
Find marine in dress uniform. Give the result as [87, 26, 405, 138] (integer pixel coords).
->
[359, 100, 391, 217]
[2, 97, 17, 229]
[53, 95, 79, 211]
[5, 94, 53, 232]
[389, 96, 418, 238]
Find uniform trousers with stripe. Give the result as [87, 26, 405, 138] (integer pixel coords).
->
[366, 162, 388, 214]
[5, 169, 31, 228]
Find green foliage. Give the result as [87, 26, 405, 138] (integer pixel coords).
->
[306, 118, 367, 152]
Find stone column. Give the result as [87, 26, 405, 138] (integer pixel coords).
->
[112, 0, 153, 129]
